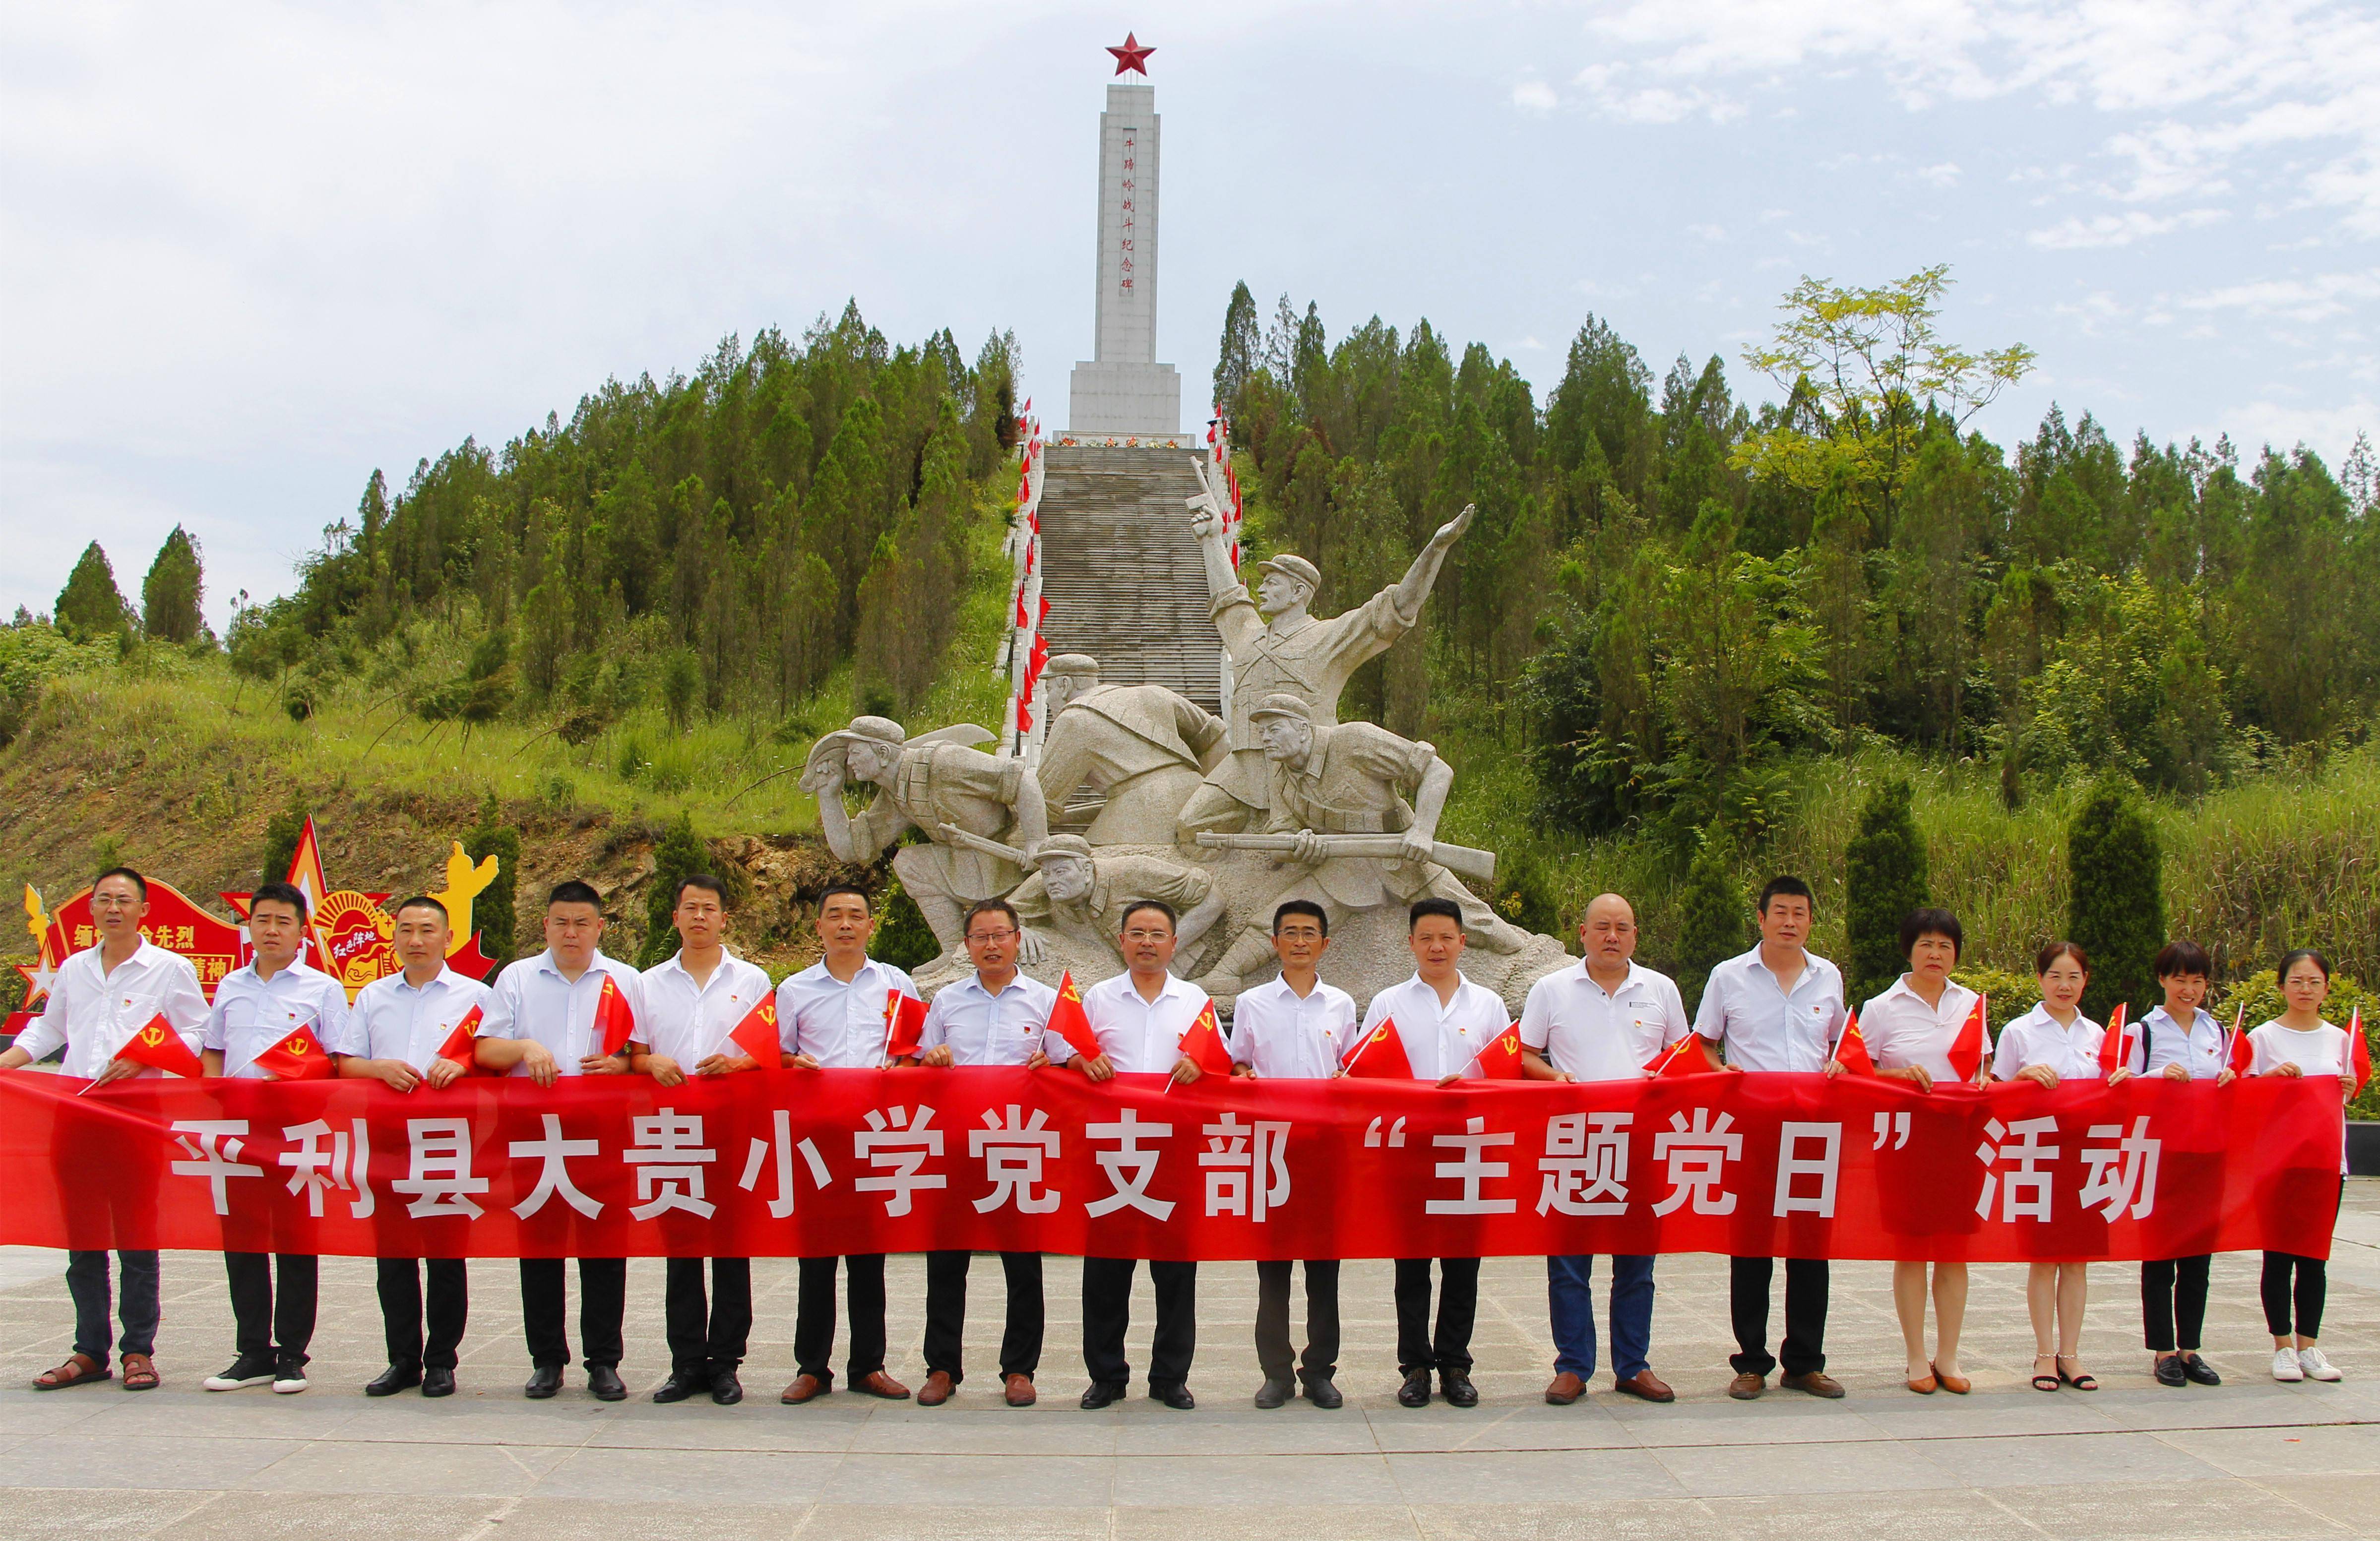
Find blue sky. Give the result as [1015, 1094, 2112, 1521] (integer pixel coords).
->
[4, 1, 2374, 629]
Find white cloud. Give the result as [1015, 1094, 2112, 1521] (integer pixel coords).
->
[1687, 223, 1727, 242]
[1512, 79, 1558, 113]
[2175, 270, 2380, 322]
[2028, 208, 2226, 248]
[2202, 397, 2379, 463]
[1916, 162, 1961, 186]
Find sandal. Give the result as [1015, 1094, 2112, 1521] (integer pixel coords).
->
[2057, 1355, 2098, 1391]
[2031, 1353, 2061, 1393]
[120, 1352, 159, 1391]
[34, 1352, 110, 1391]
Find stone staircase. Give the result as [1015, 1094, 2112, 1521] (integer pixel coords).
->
[1034, 444, 1224, 711]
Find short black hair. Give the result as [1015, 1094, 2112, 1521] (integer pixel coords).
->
[1899, 908, 1964, 962]
[674, 873, 729, 907]
[1408, 897, 1463, 932]
[817, 882, 872, 911]
[2154, 940, 2213, 980]
[2278, 947, 2331, 983]
[391, 895, 448, 923]
[94, 865, 148, 900]
[1757, 875, 1814, 913]
[547, 879, 603, 910]
[250, 880, 311, 923]
[1119, 898, 1177, 932]
[2036, 939, 2089, 976]
[964, 898, 1020, 937]
[1273, 899, 1328, 936]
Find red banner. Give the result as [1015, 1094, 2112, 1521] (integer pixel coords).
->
[0, 1069, 2339, 1262]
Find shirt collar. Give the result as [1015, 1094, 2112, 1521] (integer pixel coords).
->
[393, 965, 454, 995]
[956, 971, 1031, 999]
[533, 948, 614, 981]
[1569, 959, 1641, 996]
[799, 956, 881, 986]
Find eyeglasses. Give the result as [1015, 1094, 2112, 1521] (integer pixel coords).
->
[965, 928, 1017, 943]
[1123, 929, 1174, 942]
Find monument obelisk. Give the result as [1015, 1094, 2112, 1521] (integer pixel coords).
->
[1066, 32, 1182, 440]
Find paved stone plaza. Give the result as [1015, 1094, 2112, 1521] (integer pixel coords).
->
[2, 1183, 2373, 1539]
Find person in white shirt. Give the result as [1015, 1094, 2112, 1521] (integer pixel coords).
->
[629, 874, 775, 1408]
[2135, 940, 2231, 1389]
[772, 883, 919, 1405]
[911, 897, 1058, 1409]
[197, 882, 354, 1396]
[1855, 909, 1985, 1397]
[1993, 939, 2130, 1393]
[2245, 947, 2357, 1384]
[1361, 897, 1509, 1410]
[1517, 892, 1686, 1407]
[1692, 875, 1848, 1401]
[2, 866, 205, 1394]
[473, 879, 645, 1402]
[340, 895, 491, 1399]
[1229, 899, 1357, 1411]
[1065, 898, 1209, 1411]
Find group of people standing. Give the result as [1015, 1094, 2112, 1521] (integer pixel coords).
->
[4, 863, 2359, 1409]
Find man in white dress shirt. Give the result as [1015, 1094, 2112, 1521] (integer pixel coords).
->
[1517, 893, 1685, 1406]
[1361, 897, 1509, 1409]
[198, 882, 354, 1396]
[1691, 875, 1848, 1401]
[2, 867, 206, 1394]
[1066, 899, 1209, 1410]
[473, 880, 645, 1402]
[912, 897, 1058, 1408]
[773, 883, 919, 1404]
[631, 873, 774, 1407]
[1228, 899, 1356, 1410]
[341, 895, 490, 1398]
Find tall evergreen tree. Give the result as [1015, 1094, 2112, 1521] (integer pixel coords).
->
[1844, 777, 1929, 1004]
[1213, 280, 1260, 422]
[55, 542, 132, 642]
[2066, 777, 2165, 1024]
[140, 525, 206, 643]
[1672, 832, 1747, 1014]
[637, 812, 712, 967]
[259, 790, 310, 889]
[465, 790, 521, 969]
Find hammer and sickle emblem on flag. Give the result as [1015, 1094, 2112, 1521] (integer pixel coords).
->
[141, 1025, 166, 1048]
[289, 1038, 309, 1056]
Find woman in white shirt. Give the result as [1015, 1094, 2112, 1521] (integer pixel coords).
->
[2245, 948, 2356, 1384]
[1992, 940, 2130, 1393]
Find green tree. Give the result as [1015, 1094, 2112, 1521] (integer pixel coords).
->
[1844, 777, 1929, 1005]
[871, 872, 938, 972]
[464, 790, 520, 969]
[2066, 778, 2165, 1024]
[637, 812, 711, 968]
[259, 790, 310, 888]
[1671, 832, 1748, 1013]
[1213, 280, 1261, 423]
[54, 542, 132, 643]
[140, 525, 206, 644]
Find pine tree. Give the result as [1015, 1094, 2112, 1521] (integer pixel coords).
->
[637, 812, 712, 968]
[871, 873, 939, 972]
[55, 542, 132, 642]
[259, 790, 310, 888]
[140, 525, 206, 643]
[2066, 777, 2165, 1024]
[1214, 281, 1260, 421]
[1845, 777, 1929, 1004]
[464, 791, 520, 969]
[1672, 831, 1747, 1014]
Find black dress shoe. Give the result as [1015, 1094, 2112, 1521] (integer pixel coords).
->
[587, 1366, 626, 1402]
[1303, 1375, 1344, 1409]
[652, 1370, 707, 1404]
[2154, 1355, 2189, 1387]
[2183, 1355, 2222, 1387]
[1079, 1382, 1125, 1410]
[422, 1368, 455, 1398]
[1253, 1377, 1294, 1409]
[711, 1370, 744, 1406]
[1440, 1370, 1479, 1408]
[365, 1364, 422, 1397]
[1396, 1369, 1432, 1408]
[524, 1365, 563, 1400]
[1150, 1383, 1195, 1411]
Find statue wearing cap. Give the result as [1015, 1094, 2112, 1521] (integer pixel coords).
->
[1035, 655, 1231, 845]
[800, 715, 1050, 968]
[1007, 833, 1224, 966]
[1179, 495, 1474, 845]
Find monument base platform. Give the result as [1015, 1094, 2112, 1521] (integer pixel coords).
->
[1067, 359, 1182, 441]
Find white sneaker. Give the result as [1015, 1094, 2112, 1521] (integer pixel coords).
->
[2296, 1348, 2342, 1382]
[2273, 1348, 2304, 1382]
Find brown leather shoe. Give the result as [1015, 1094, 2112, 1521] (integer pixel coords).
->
[1781, 1370, 1845, 1399]
[1728, 1371, 1765, 1400]
[917, 1370, 954, 1407]
[1614, 1369, 1675, 1403]
[854, 1370, 912, 1400]
[1003, 1373, 1037, 1407]
[779, 1373, 825, 1405]
[1544, 1371, 1586, 1405]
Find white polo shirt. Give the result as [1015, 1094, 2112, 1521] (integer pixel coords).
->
[1078, 970, 1211, 1074]
[2138, 1004, 2226, 1080]
[1229, 974, 1359, 1079]
[480, 948, 648, 1076]
[1692, 945, 1847, 1073]
[12, 939, 207, 1079]
[1361, 973, 1510, 1082]
[775, 955, 919, 1068]
[1517, 959, 1690, 1083]
[639, 949, 774, 1067]
[1859, 975, 1984, 1081]
[348, 964, 496, 1072]
[921, 970, 1060, 1066]
[1991, 1004, 2106, 1081]
[203, 957, 355, 1079]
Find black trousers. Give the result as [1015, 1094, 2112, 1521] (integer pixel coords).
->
[2141, 1255, 2211, 1353]
[67, 1250, 159, 1362]
[377, 1257, 468, 1371]
[1255, 1260, 1340, 1383]
[666, 1257, 752, 1375]
[1393, 1257, 1478, 1374]
[1729, 1256, 1828, 1377]
[519, 1257, 626, 1369]
[795, 1254, 887, 1384]
[2262, 1177, 2345, 1339]
[923, 1250, 1043, 1383]
[1081, 1257, 1195, 1390]
[225, 1252, 317, 1367]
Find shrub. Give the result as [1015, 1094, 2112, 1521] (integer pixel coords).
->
[2067, 777, 2164, 1024]
[465, 790, 521, 969]
[1845, 777, 1928, 1005]
[1671, 831, 1747, 1014]
[636, 812, 711, 967]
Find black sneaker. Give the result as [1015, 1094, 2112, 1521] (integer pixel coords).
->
[202, 1354, 277, 1391]
[1396, 1369, 1432, 1408]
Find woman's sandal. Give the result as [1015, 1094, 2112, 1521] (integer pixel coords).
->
[2031, 1354, 2062, 1392]
[1933, 1362, 1972, 1395]
[120, 1352, 159, 1391]
[33, 1352, 110, 1391]
[2057, 1355, 2098, 1391]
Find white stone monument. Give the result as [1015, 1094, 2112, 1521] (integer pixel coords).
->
[1066, 36, 1182, 440]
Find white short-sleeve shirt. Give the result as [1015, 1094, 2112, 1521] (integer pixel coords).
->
[1360, 973, 1510, 1082]
[1229, 974, 1360, 1079]
[1517, 959, 1690, 1082]
[922, 970, 1060, 1066]
[348, 965, 496, 1072]
[638, 950, 775, 1067]
[2139, 1004, 2227, 1080]
[774, 956, 920, 1068]
[1078, 970, 1211, 1074]
[11, 940, 207, 1079]
[1858, 975, 1984, 1081]
[1991, 1003, 2106, 1081]
[1692, 945, 1848, 1074]
[203, 958, 355, 1079]
[480, 949, 648, 1076]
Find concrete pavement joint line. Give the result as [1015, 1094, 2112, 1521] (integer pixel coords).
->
[455, 1494, 525, 1541]
[2241, 1474, 2363, 1536]
[133, 1486, 229, 1539]
[1973, 1485, 2066, 1539]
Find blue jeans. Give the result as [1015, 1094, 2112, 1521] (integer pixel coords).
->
[1548, 1254, 1654, 1380]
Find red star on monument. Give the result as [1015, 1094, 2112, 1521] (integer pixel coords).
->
[1107, 32, 1154, 76]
